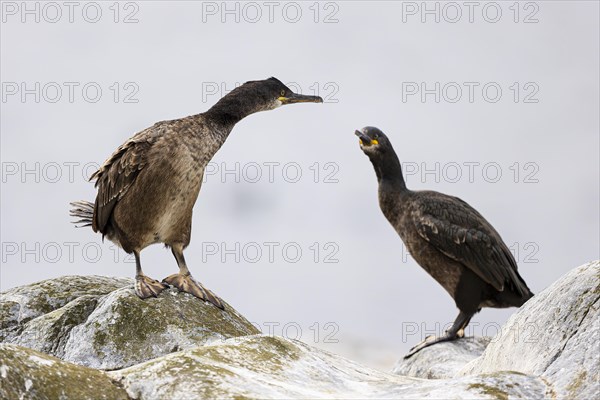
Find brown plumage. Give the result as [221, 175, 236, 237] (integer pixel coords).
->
[71, 77, 322, 307]
[356, 126, 533, 357]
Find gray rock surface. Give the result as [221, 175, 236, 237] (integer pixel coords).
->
[0, 275, 130, 342]
[460, 260, 600, 399]
[1, 275, 259, 370]
[0, 343, 129, 400]
[392, 336, 491, 378]
[1, 262, 598, 399]
[110, 334, 549, 399]
[390, 261, 600, 398]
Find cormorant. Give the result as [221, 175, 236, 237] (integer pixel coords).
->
[355, 126, 533, 357]
[70, 77, 323, 309]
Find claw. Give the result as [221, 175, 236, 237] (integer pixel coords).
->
[163, 273, 224, 309]
[404, 333, 463, 359]
[135, 275, 168, 299]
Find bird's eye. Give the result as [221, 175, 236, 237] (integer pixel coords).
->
[280, 90, 285, 96]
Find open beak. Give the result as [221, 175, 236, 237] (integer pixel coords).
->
[355, 130, 373, 146]
[279, 93, 323, 105]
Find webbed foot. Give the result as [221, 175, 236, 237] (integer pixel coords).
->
[135, 275, 168, 299]
[403, 332, 462, 359]
[163, 273, 224, 309]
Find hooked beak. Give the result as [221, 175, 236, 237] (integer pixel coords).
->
[279, 93, 323, 105]
[355, 130, 375, 146]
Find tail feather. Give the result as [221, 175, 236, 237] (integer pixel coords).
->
[70, 201, 94, 229]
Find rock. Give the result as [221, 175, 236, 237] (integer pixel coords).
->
[1, 262, 598, 399]
[0, 343, 129, 400]
[14, 294, 100, 359]
[110, 334, 549, 399]
[0, 275, 130, 342]
[459, 260, 600, 399]
[1, 275, 259, 370]
[392, 336, 491, 379]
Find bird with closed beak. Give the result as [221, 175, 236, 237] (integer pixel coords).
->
[70, 77, 323, 309]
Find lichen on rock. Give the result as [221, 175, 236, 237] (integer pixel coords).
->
[459, 260, 600, 400]
[109, 334, 549, 399]
[0, 275, 131, 342]
[0, 344, 129, 400]
[1, 275, 259, 370]
[63, 285, 260, 370]
[1, 262, 598, 399]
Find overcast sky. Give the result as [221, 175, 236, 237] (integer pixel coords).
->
[1, 1, 599, 369]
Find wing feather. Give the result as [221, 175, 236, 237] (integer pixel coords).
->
[411, 191, 528, 296]
[89, 127, 159, 233]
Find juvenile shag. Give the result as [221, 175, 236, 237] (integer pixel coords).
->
[355, 127, 533, 357]
[70, 77, 322, 308]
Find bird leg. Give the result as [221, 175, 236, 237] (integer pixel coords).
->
[134, 250, 168, 299]
[403, 311, 473, 359]
[162, 244, 224, 309]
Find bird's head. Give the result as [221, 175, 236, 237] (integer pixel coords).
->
[231, 77, 323, 112]
[355, 126, 392, 155]
[355, 126, 405, 185]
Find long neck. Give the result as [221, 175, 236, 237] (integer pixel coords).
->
[370, 148, 407, 191]
[203, 91, 261, 130]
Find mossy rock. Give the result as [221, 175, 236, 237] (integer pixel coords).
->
[2, 264, 598, 399]
[111, 335, 303, 399]
[1, 275, 131, 342]
[63, 286, 259, 369]
[0, 344, 129, 400]
[461, 261, 600, 399]
[14, 295, 99, 358]
[1, 275, 259, 370]
[110, 335, 549, 399]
